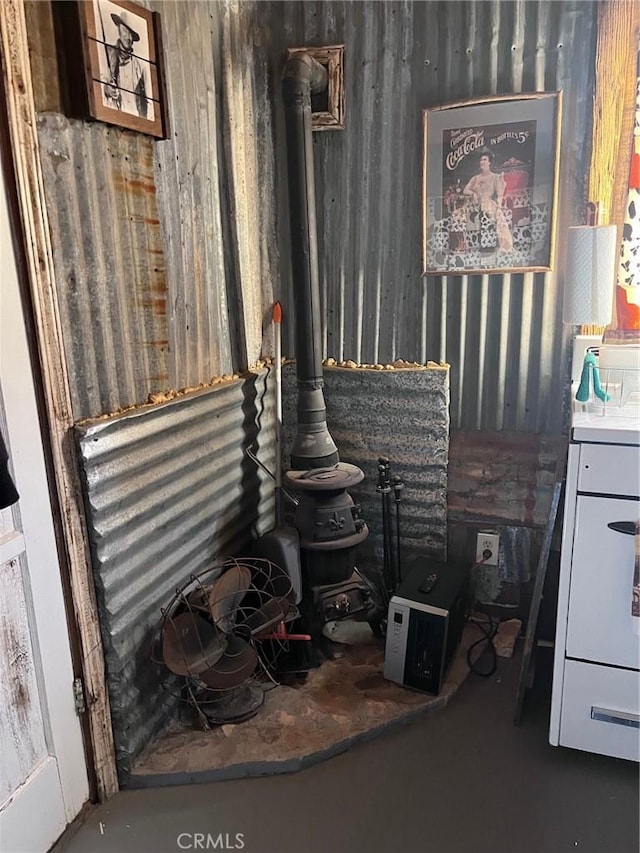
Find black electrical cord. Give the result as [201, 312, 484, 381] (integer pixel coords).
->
[466, 555, 499, 678]
[466, 613, 498, 678]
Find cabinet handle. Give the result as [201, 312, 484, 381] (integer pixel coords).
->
[591, 706, 640, 728]
[607, 521, 636, 536]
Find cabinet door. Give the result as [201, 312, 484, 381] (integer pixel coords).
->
[566, 495, 640, 670]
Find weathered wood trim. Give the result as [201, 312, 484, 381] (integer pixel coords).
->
[588, 0, 640, 224]
[0, 0, 118, 799]
[286, 45, 345, 131]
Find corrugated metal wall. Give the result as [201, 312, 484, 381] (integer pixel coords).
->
[38, 117, 173, 418]
[262, 0, 597, 434]
[282, 364, 450, 569]
[153, 0, 281, 389]
[33, 0, 596, 433]
[75, 371, 275, 780]
[24, 0, 598, 777]
[153, 1, 233, 390]
[35, 0, 279, 421]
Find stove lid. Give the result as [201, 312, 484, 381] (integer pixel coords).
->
[284, 462, 365, 491]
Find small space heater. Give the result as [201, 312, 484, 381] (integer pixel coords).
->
[383, 557, 470, 695]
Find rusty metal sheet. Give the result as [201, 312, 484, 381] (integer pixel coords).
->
[37, 115, 170, 420]
[447, 429, 567, 527]
[23, 0, 62, 113]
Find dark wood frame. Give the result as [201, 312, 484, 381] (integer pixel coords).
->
[76, 0, 169, 139]
[286, 45, 345, 131]
[422, 92, 562, 276]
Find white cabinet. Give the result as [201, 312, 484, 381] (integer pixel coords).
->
[550, 421, 640, 762]
[567, 495, 639, 670]
[559, 661, 640, 760]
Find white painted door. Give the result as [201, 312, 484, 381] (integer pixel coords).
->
[0, 161, 88, 849]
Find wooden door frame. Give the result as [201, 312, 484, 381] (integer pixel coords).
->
[0, 81, 100, 806]
[0, 0, 118, 800]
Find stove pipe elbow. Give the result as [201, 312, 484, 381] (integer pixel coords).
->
[283, 53, 328, 95]
[282, 53, 338, 471]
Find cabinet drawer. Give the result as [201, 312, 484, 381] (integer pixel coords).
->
[577, 444, 640, 497]
[566, 495, 640, 669]
[559, 660, 639, 761]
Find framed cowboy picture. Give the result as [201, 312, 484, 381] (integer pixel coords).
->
[75, 0, 169, 138]
[422, 93, 562, 275]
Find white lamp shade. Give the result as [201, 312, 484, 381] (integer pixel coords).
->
[562, 225, 618, 325]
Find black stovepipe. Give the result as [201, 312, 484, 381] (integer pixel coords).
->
[282, 53, 339, 470]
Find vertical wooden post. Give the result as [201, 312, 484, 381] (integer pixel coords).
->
[0, 0, 118, 799]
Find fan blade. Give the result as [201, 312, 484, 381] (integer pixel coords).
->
[162, 612, 226, 676]
[198, 636, 258, 690]
[208, 565, 252, 632]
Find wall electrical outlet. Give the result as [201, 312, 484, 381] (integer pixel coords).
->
[476, 532, 499, 567]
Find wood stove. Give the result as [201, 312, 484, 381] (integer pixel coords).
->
[284, 461, 378, 653]
[281, 52, 379, 651]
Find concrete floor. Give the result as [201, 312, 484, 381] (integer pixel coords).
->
[56, 648, 639, 853]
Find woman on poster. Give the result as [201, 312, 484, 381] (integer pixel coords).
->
[463, 148, 513, 252]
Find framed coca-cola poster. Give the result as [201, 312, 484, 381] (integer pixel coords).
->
[422, 93, 562, 275]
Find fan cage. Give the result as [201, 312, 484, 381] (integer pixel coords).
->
[151, 557, 300, 724]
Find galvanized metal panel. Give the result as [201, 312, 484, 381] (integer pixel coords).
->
[75, 371, 275, 779]
[281, 363, 450, 570]
[38, 115, 170, 420]
[264, 0, 597, 434]
[153, 0, 280, 376]
[153, 0, 234, 386]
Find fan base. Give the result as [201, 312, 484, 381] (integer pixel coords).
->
[196, 682, 264, 726]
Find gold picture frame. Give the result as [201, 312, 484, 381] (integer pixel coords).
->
[422, 92, 562, 276]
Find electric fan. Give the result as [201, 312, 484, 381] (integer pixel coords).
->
[154, 556, 298, 725]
